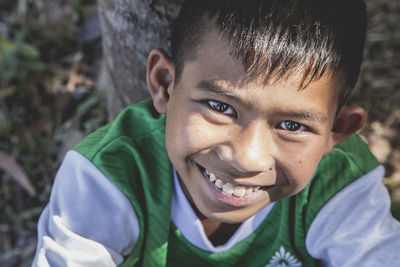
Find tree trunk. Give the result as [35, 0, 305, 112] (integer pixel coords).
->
[97, 0, 185, 120]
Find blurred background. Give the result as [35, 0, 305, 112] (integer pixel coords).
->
[0, 0, 399, 266]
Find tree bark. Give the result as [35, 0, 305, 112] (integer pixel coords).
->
[97, 0, 185, 120]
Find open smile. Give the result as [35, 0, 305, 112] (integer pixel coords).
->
[197, 164, 274, 207]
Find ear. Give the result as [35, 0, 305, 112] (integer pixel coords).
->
[324, 106, 366, 154]
[146, 48, 175, 114]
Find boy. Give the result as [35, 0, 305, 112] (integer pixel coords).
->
[33, 0, 400, 266]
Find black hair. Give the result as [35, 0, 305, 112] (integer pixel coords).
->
[171, 0, 367, 110]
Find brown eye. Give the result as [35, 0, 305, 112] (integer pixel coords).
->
[277, 120, 308, 132]
[207, 100, 236, 117]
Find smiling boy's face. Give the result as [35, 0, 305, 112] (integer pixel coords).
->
[148, 28, 363, 224]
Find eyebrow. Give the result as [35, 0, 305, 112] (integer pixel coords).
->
[197, 80, 240, 102]
[275, 111, 328, 122]
[196, 80, 328, 122]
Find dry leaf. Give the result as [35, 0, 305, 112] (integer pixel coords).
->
[369, 136, 392, 163]
[66, 71, 94, 92]
[0, 151, 37, 197]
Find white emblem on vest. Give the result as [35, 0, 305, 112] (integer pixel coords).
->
[265, 246, 302, 267]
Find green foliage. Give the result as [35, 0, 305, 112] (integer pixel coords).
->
[0, 30, 45, 89]
[392, 198, 400, 221]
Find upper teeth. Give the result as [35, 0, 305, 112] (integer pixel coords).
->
[205, 169, 260, 196]
[233, 186, 246, 197]
[209, 172, 216, 182]
[215, 179, 223, 189]
[222, 183, 233, 194]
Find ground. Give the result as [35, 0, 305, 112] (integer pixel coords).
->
[0, 0, 399, 266]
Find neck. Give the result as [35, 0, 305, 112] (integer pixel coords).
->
[202, 218, 242, 246]
[195, 207, 241, 246]
[177, 174, 242, 246]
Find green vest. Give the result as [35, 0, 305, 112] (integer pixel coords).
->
[75, 99, 379, 267]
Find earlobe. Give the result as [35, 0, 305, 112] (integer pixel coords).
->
[146, 48, 175, 114]
[324, 106, 366, 154]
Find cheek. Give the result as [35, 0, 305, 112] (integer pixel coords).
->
[291, 158, 318, 190]
[166, 111, 219, 160]
[185, 114, 215, 147]
[277, 138, 328, 190]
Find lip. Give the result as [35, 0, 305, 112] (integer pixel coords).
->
[197, 164, 269, 207]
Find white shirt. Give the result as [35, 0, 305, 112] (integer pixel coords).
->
[32, 150, 400, 266]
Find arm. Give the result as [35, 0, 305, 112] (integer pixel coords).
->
[306, 166, 400, 266]
[32, 151, 140, 267]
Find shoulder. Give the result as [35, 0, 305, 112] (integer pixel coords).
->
[71, 98, 170, 206]
[306, 165, 400, 266]
[318, 134, 379, 177]
[300, 134, 380, 228]
[45, 150, 140, 249]
[302, 135, 400, 265]
[33, 100, 172, 266]
[32, 150, 140, 266]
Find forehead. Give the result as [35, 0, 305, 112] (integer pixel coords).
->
[181, 27, 341, 109]
[189, 27, 245, 84]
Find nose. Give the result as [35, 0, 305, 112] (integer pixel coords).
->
[218, 121, 274, 174]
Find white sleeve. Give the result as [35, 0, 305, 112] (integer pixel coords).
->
[32, 150, 140, 267]
[306, 166, 400, 266]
